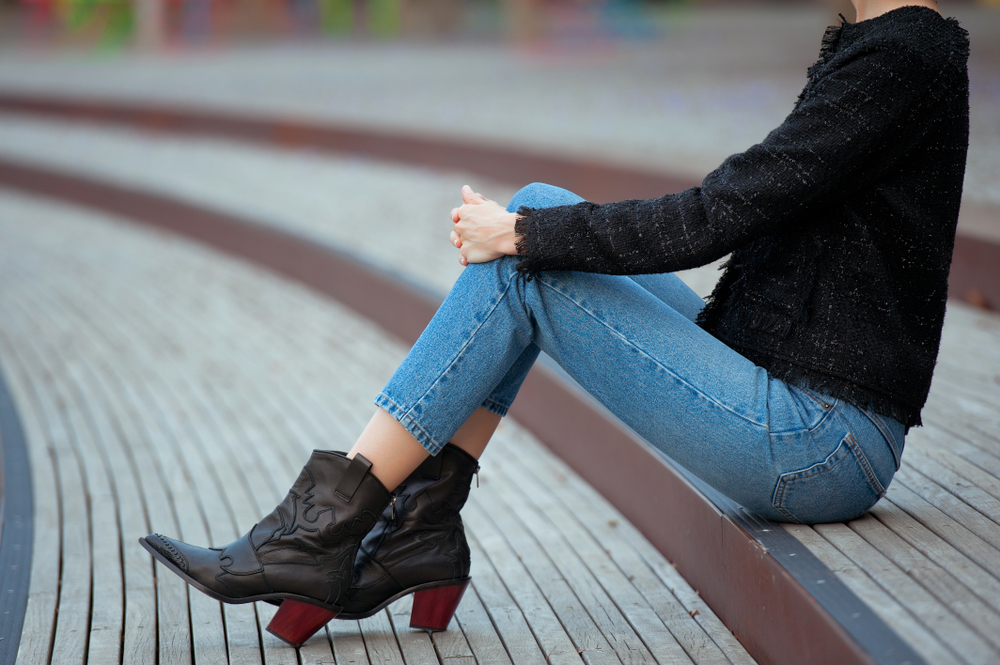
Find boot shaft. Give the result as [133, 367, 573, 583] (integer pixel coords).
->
[354, 444, 477, 592]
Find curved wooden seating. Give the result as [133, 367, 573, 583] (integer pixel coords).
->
[0, 100, 998, 665]
[0, 187, 755, 664]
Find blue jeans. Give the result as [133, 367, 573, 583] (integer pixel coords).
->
[376, 183, 905, 524]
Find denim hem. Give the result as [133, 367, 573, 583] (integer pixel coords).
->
[374, 393, 446, 456]
[481, 398, 509, 417]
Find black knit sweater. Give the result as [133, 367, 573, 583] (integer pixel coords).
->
[514, 7, 970, 429]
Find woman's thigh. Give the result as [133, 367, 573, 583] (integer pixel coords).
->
[507, 183, 896, 521]
[524, 266, 773, 502]
[521, 264, 895, 522]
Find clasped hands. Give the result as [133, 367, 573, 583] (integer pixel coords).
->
[450, 185, 520, 266]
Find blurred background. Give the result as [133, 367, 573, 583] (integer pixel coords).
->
[0, 0, 995, 50]
[0, 0, 997, 304]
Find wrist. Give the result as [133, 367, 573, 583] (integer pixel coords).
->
[502, 212, 520, 255]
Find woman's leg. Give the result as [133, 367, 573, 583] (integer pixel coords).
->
[354, 182, 727, 492]
[366, 182, 896, 522]
[348, 183, 582, 487]
[355, 182, 896, 524]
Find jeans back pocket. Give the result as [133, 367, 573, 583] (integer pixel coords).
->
[772, 433, 886, 524]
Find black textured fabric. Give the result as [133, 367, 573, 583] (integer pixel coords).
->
[514, 7, 969, 430]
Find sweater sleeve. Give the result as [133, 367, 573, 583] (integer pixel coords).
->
[514, 43, 940, 276]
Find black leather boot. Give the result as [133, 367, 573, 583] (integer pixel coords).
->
[140, 452, 391, 616]
[266, 444, 477, 644]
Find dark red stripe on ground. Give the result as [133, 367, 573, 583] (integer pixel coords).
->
[0, 94, 695, 203]
[0, 92, 994, 312]
[0, 157, 905, 665]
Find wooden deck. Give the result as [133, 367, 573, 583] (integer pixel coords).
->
[0, 105, 998, 665]
[0, 189, 754, 665]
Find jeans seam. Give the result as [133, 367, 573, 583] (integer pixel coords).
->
[771, 477, 800, 522]
[860, 408, 902, 469]
[807, 402, 839, 433]
[794, 387, 841, 433]
[376, 393, 444, 455]
[483, 397, 509, 412]
[538, 274, 767, 429]
[844, 432, 886, 497]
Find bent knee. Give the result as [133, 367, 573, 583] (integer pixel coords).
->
[506, 183, 584, 213]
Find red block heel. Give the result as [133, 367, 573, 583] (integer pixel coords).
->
[409, 579, 470, 631]
[266, 600, 339, 647]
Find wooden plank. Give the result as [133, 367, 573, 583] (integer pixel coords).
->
[21, 348, 93, 665]
[908, 430, 1000, 503]
[359, 610, 408, 665]
[895, 462, 1000, 553]
[461, 501, 586, 665]
[487, 455, 698, 665]
[12, 312, 127, 665]
[300, 629, 339, 665]
[75, 274, 267, 663]
[0, 336, 62, 665]
[782, 524, 960, 665]
[493, 430, 742, 665]
[28, 262, 231, 663]
[386, 597, 447, 665]
[124, 234, 378, 664]
[813, 521, 996, 665]
[330, 619, 373, 665]
[0, 188, 371, 664]
[453, 581, 521, 665]
[933, 365, 1000, 412]
[11, 265, 205, 664]
[458, 539, 545, 665]
[479, 458, 672, 665]
[883, 482, 1000, 583]
[922, 399, 1000, 461]
[495, 429, 753, 665]
[847, 513, 1000, 652]
[14, 304, 131, 665]
[0, 204, 227, 663]
[42, 315, 193, 663]
[70, 331, 194, 665]
[89, 323, 231, 663]
[256, 604, 302, 665]
[464, 487, 620, 665]
[74, 206, 374, 660]
[66, 364, 157, 665]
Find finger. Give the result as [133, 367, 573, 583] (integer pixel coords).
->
[451, 207, 461, 223]
[450, 230, 462, 248]
[462, 185, 487, 205]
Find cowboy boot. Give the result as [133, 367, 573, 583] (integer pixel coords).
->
[267, 444, 477, 645]
[140, 452, 391, 621]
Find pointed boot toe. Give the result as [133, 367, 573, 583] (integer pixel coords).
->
[139, 533, 242, 602]
[141, 452, 391, 621]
